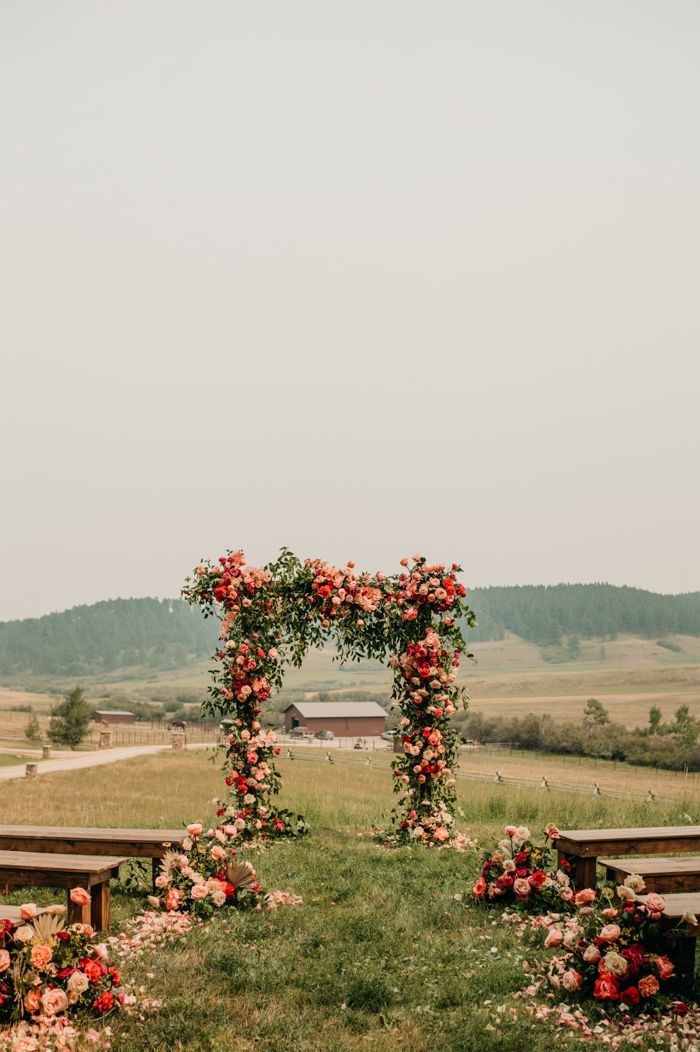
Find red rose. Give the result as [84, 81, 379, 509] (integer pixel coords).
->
[108, 967, 121, 986]
[80, 958, 107, 984]
[673, 1001, 689, 1016]
[93, 992, 114, 1013]
[56, 931, 71, 942]
[529, 870, 547, 889]
[514, 852, 528, 864]
[620, 986, 640, 1006]
[594, 973, 620, 1001]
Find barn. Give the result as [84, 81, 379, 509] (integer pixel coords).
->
[283, 701, 387, 737]
[95, 709, 136, 726]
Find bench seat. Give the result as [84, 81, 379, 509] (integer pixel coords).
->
[0, 851, 126, 930]
[557, 825, 700, 887]
[602, 856, 700, 894]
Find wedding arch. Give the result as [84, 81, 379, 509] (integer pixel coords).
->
[183, 548, 476, 846]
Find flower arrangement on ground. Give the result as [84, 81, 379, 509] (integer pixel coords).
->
[543, 874, 686, 1014]
[472, 824, 565, 907]
[183, 548, 476, 846]
[0, 904, 124, 1025]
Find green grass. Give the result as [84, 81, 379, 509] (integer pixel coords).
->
[1, 751, 698, 1049]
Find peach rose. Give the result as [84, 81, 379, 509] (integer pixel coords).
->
[19, 903, 38, 920]
[513, 878, 531, 898]
[191, 884, 209, 900]
[599, 924, 621, 943]
[210, 845, 227, 862]
[638, 975, 660, 998]
[473, 877, 487, 899]
[432, 827, 449, 842]
[24, 989, 42, 1014]
[504, 825, 517, 838]
[544, 927, 563, 948]
[70, 887, 92, 906]
[186, 822, 203, 837]
[601, 907, 619, 919]
[30, 944, 52, 970]
[42, 988, 69, 1015]
[574, 888, 596, 906]
[583, 944, 602, 964]
[0, 950, 10, 974]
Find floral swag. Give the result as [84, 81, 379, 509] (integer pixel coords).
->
[183, 549, 475, 846]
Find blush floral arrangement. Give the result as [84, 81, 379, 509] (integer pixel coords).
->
[543, 876, 687, 1014]
[472, 824, 566, 908]
[0, 903, 125, 1025]
[183, 548, 476, 847]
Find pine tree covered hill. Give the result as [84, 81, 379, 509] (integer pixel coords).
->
[468, 584, 700, 646]
[1, 586, 700, 678]
[0, 598, 216, 676]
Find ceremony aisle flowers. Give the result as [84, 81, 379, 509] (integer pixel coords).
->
[543, 875, 684, 1014]
[183, 548, 476, 846]
[0, 907, 124, 1026]
[472, 824, 566, 908]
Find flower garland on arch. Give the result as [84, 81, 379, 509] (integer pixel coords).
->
[182, 548, 476, 847]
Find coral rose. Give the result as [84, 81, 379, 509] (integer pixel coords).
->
[164, 888, 182, 912]
[19, 903, 38, 920]
[0, 950, 10, 973]
[70, 887, 92, 906]
[191, 883, 209, 900]
[654, 955, 675, 981]
[24, 989, 42, 1013]
[582, 944, 601, 964]
[593, 973, 619, 1001]
[186, 822, 203, 837]
[432, 826, 449, 842]
[473, 877, 486, 899]
[574, 888, 596, 906]
[599, 924, 621, 943]
[42, 988, 69, 1015]
[638, 975, 660, 998]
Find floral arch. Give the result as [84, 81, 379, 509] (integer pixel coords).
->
[183, 549, 476, 847]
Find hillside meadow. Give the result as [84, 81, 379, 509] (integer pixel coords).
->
[2, 749, 699, 1051]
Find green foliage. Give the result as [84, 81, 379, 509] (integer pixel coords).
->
[583, 697, 609, 728]
[23, 710, 41, 745]
[47, 685, 93, 748]
[0, 598, 216, 676]
[468, 583, 700, 644]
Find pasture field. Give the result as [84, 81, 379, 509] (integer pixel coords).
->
[2, 749, 699, 1050]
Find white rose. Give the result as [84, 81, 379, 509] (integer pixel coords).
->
[67, 971, 89, 995]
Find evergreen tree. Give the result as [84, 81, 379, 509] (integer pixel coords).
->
[48, 686, 93, 748]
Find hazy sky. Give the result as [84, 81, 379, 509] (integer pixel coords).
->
[2, 2, 699, 621]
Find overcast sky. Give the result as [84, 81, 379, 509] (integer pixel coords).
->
[1, 2, 699, 621]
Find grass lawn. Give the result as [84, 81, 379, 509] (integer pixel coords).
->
[1, 751, 699, 1050]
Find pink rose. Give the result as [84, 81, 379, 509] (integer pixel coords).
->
[513, 878, 531, 898]
[186, 822, 203, 837]
[599, 924, 621, 943]
[544, 927, 563, 948]
[19, 903, 38, 920]
[601, 907, 619, 918]
[504, 826, 517, 838]
[561, 969, 582, 992]
[574, 888, 596, 906]
[93, 942, 108, 961]
[42, 988, 69, 1015]
[645, 893, 666, 915]
[655, 955, 675, 981]
[191, 884, 209, 900]
[70, 887, 92, 906]
[0, 950, 10, 973]
[583, 944, 601, 964]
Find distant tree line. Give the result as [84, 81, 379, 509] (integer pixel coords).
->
[0, 598, 215, 676]
[453, 699, 700, 772]
[468, 584, 700, 646]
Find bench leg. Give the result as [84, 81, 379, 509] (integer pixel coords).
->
[676, 937, 697, 995]
[152, 857, 160, 892]
[67, 893, 92, 927]
[90, 881, 111, 931]
[558, 851, 598, 890]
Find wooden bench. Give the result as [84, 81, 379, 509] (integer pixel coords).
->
[556, 825, 700, 887]
[0, 825, 186, 887]
[0, 904, 49, 945]
[0, 851, 126, 930]
[603, 856, 700, 894]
